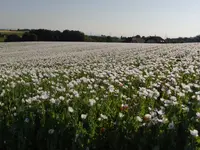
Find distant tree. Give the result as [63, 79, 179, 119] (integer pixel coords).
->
[112, 36, 121, 42]
[30, 29, 54, 41]
[60, 30, 69, 41]
[135, 35, 141, 38]
[52, 30, 61, 41]
[18, 29, 30, 31]
[123, 37, 133, 43]
[22, 33, 37, 41]
[88, 35, 108, 42]
[194, 35, 200, 42]
[84, 35, 95, 42]
[61, 30, 85, 41]
[106, 36, 112, 42]
[2, 28, 123, 43]
[4, 34, 21, 42]
[142, 36, 146, 39]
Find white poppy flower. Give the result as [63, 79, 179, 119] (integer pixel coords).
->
[89, 99, 96, 106]
[100, 114, 108, 120]
[24, 118, 29, 123]
[196, 112, 200, 119]
[144, 114, 151, 121]
[68, 106, 74, 113]
[119, 112, 124, 118]
[81, 114, 87, 120]
[136, 116, 143, 122]
[190, 129, 198, 137]
[48, 129, 55, 134]
[168, 121, 175, 129]
[41, 92, 49, 100]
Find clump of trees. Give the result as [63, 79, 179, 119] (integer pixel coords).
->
[4, 29, 123, 43]
[86, 35, 121, 42]
[22, 33, 37, 41]
[28, 29, 85, 41]
[4, 29, 85, 42]
[165, 35, 200, 43]
[4, 34, 21, 42]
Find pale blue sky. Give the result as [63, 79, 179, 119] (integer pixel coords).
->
[1, 0, 200, 38]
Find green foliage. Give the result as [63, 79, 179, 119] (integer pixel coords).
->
[0, 68, 199, 149]
[0, 37, 4, 42]
[0, 30, 25, 42]
[86, 35, 121, 42]
[22, 33, 37, 41]
[29, 29, 85, 42]
[4, 34, 21, 42]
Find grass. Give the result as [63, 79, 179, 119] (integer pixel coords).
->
[0, 37, 5, 42]
[0, 30, 26, 42]
[0, 30, 25, 36]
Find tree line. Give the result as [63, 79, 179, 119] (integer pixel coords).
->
[165, 36, 200, 43]
[4, 29, 122, 42]
[5, 29, 85, 42]
[4, 29, 200, 43]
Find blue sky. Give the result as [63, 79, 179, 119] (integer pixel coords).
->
[1, 0, 200, 38]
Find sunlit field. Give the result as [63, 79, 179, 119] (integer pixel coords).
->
[0, 30, 25, 42]
[0, 42, 200, 149]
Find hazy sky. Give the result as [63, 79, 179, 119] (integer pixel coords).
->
[1, 0, 200, 38]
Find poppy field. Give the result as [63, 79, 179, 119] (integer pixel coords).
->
[0, 42, 200, 150]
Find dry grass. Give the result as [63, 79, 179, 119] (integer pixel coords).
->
[0, 30, 25, 36]
[0, 30, 26, 42]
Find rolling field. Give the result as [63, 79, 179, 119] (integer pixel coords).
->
[0, 30, 25, 35]
[0, 42, 200, 149]
[0, 30, 25, 42]
[0, 37, 4, 42]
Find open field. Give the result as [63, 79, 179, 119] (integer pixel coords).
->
[0, 30, 25, 35]
[0, 42, 200, 149]
[0, 30, 25, 42]
[0, 37, 4, 42]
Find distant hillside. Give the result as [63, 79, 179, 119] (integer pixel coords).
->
[0, 30, 27, 42]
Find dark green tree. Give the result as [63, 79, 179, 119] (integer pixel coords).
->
[4, 34, 21, 42]
[22, 33, 37, 41]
